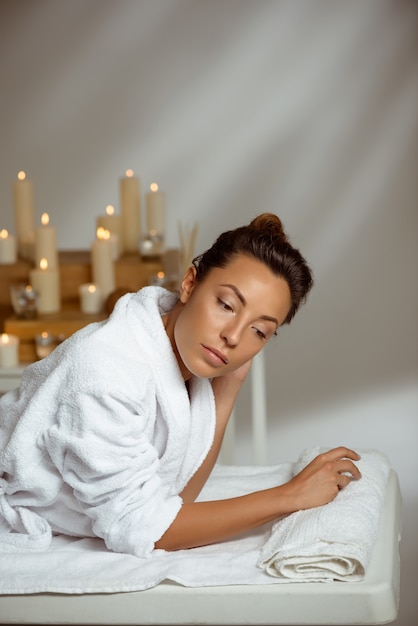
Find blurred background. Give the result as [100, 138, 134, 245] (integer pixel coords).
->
[0, 1, 417, 623]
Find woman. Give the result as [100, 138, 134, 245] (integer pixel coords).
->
[0, 213, 360, 557]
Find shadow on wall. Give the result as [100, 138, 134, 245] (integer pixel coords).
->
[201, 143, 417, 423]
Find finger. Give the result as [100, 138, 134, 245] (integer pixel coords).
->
[336, 459, 362, 480]
[337, 474, 354, 490]
[323, 446, 361, 462]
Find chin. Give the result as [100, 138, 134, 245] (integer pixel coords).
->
[182, 358, 219, 380]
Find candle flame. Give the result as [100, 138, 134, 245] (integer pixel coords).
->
[17, 171, 26, 181]
[40, 258, 48, 270]
[88, 284, 96, 293]
[41, 331, 49, 339]
[97, 227, 110, 240]
[150, 182, 159, 192]
[157, 271, 165, 279]
[0, 229, 8, 238]
[1, 333, 10, 344]
[41, 212, 50, 226]
[125, 169, 134, 178]
[105, 204, 115, 216]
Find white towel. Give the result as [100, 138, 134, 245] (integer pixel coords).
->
[257, 448, 391, 582]
[0, 464, 294, 594]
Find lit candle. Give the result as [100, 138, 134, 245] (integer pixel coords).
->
[91, 227, 115, 301]
[148, 271, 168, 287]
[29, 257, 61, 314]
[12, 170, 35, 260]
[119, 169, 141, 253]
[0, 229, 17, 264]
[0, 333, 19, 368]
[79, 283, 103, 314]
[96, 204, 122, 258]
[146, 182, 166, 237]
[34, 212, 58, 269]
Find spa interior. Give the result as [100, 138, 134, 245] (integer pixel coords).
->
[0, 1, 417, 624]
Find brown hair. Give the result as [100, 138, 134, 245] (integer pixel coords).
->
[192, 213, 313, 324]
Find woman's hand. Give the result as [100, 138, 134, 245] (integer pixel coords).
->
[158, 446, 361, 551]
[279, 447, 362, 512]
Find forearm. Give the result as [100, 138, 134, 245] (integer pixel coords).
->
[157, 446, 362, 551]
[155, 487, 287, 551]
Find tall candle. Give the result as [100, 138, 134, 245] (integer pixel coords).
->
[96, 205, 122, 258]
[34, 212, 58, 269]
[146, 182, 166, 236]
[119, 169, 141, 253]
[91, 227, 115, 301]
[0, 229, 17, 264]
[29, 257, 61, 314]
[79, 283, 103, 314]
[13, 170, 35, 259]
[0, 333, 19, 368]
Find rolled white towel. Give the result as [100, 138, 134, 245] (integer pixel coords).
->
[257, 448, 391, 582]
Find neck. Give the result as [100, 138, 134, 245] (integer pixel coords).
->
[162, 303, 193, 381]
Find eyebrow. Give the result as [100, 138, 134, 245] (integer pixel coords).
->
[220, 283, 279, 327]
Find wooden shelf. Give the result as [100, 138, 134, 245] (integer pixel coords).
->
[1, 250, 164, 359]
[4, 307, 108, 362]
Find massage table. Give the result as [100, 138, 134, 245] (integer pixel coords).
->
[0, 355, 402, 625]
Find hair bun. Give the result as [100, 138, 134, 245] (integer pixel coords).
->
[249, 213, 288, 243]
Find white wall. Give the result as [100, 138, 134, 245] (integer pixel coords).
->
[1, 1, 417, 623]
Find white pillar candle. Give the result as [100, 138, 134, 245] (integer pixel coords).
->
[34, 212, 59, 269]
[91, 227, 115, 301]
[119, 169, 141, 253]
[145, 182, 166, 236]
[29, 258, 61, 314]
[108, 233, 120, 261]
[96, 204, 122, 258]
[79, 283, 103, 314]
[0, 229, 17, 264]
[0, 333, 19, 368]
[13, 171, 35, 259]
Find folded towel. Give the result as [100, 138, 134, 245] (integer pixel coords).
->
[257, 448, 391, 582]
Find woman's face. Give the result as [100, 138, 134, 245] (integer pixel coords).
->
[171, 254, 292, 380]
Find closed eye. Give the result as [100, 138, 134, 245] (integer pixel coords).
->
[217, 298, 233, 312]
[253, 327, 267, 340]
[253, 327, 278, 340]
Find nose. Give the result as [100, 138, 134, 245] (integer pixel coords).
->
[221, 319, 244, 347]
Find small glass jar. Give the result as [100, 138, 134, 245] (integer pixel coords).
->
[10, 284, 38, 319]
[35, 331, 64, 359]
[139, 230, 165, 257]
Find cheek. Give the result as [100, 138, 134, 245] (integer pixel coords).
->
[173, 305, 198, 362]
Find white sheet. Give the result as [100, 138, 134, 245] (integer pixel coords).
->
[0, 468, 402, 626]
[0, 455, 390, 594]
[0, 464, 292, 594]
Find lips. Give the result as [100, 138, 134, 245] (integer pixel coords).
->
[201, 345, 229, 366]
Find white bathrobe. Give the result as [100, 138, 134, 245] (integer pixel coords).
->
[0, 287, 216, 557]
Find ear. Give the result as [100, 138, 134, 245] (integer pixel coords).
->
[179, 265, 197, 304]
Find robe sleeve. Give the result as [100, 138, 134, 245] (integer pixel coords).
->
[41, 390, 183, 558]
